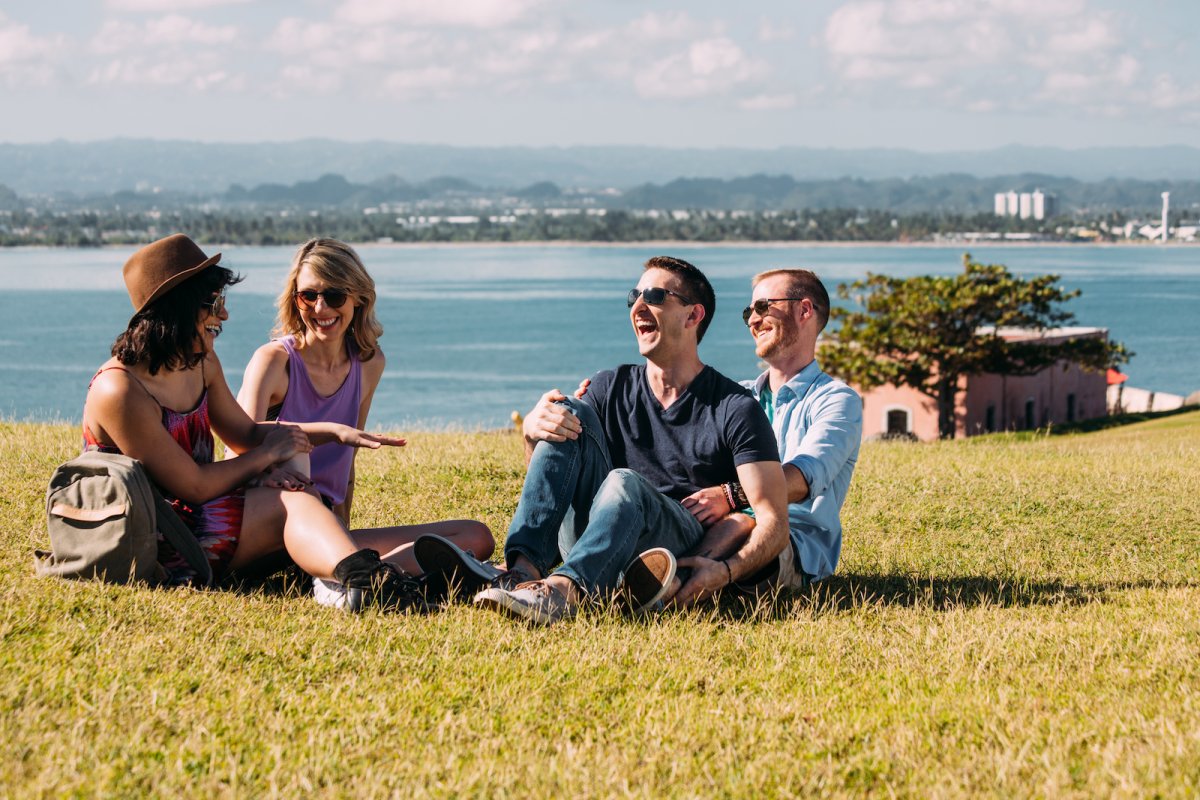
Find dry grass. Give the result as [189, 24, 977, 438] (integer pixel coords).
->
[2, 413, 1198, 798]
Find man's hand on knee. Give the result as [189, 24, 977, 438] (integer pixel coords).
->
[668, 556, 732, 609]
[681, 486, 733, 527]
[523, 389, 583, 443]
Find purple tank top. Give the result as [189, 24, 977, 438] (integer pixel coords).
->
[276, 336, 362, 506]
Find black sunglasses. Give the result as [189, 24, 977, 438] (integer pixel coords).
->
[202, 291, 227, 316]
[742, 297, 807, 325]
[627, 287, 694, 308]
[295, 288, 351, 309]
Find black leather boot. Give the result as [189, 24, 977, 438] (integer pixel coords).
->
[332, 549, 428, 614]
[332, 548, 380, 612]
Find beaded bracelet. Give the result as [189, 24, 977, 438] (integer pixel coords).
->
[723, 481, 749, 510]
[721, 482, 736, 510]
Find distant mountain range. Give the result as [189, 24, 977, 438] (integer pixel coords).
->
[2, 139, 1200, 195]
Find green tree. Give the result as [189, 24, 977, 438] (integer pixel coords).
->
[821, 254, 1130, 439]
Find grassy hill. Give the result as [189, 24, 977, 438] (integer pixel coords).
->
[2, 414, 1197, 797]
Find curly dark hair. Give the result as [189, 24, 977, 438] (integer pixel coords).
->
[112, 266, 242, 375]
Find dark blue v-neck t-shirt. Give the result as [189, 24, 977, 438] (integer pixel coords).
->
[581, 364, 780, 501]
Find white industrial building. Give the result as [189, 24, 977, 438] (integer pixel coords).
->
[994, 189, 1055, 221]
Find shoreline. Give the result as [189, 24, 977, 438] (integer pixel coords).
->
[3, 239, 1198, 251]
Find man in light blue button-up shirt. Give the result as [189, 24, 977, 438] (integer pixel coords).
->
[672, 268, 861, 601]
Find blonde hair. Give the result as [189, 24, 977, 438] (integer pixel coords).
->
[274, 238, 383, 360]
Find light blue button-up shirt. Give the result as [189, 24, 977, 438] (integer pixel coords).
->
[744, 360, 862, 581]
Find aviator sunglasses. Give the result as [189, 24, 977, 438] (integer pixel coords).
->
[295, 288, 351, 309]
[202, 290, 227, 316]
[627, 287, 694, 307]
[742, 297, 808, 326]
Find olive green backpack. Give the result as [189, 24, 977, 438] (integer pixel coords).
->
[36, 451, 213, 587]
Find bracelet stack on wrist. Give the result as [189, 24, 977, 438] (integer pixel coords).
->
[723, 482, 749, 510]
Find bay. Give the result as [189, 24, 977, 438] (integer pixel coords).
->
[1, 243, 1196, 430]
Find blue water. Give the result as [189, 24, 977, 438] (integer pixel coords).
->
[1, 244, 1196, 429]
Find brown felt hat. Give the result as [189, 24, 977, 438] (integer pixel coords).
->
[123, 234, 222, 314]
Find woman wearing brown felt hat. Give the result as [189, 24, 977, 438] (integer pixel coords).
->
[81, 234, 428, 611]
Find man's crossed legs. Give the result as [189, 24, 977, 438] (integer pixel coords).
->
[475, 398, 704, 624]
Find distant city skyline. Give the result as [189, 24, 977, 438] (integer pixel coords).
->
[2, 0, 1199, 149]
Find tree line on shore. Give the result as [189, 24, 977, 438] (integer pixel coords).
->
[0, 207, 1117, 247]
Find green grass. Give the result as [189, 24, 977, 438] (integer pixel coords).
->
[2, 414, 1199, 798]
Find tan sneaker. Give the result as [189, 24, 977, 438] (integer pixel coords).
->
[474, 580, 576, 625]
[619, 547, 677, 614]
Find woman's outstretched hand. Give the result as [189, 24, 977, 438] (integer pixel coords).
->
[334, 424, 407, 449]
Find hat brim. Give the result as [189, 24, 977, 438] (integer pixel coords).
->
[134, 251, 223, 315]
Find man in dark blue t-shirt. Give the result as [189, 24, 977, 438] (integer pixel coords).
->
[471, 255, 790, 625]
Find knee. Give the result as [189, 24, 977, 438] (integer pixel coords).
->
[463, 520, 495, 559]
[556, 396, 600, 431]
[597, 468, 652, 504]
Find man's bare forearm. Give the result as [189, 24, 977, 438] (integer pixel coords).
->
[686, 514, 753, 561]
[722, 461, 790, 582]
[723, 512, 788, 582]
[783, 463, 810, 504]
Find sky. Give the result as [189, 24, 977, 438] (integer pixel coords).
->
[1, 0, 1198, 150]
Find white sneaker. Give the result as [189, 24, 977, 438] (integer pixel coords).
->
[312, 577, 350, 610]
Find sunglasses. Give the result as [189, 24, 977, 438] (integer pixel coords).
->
[742, 297, 807, 326]
[627, 287, 694, 308]
[202, 291, 227, 316]
[295, 288, 351, 309]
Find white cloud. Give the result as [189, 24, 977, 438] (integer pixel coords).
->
[88, 56, 241, 90]
[739, 93, 796, 111]
[1147, 73, 1200, 111]
[92, 15, 238, 54]
[1112, 54, 1140, 87]
[84, 13, 243, 90]
[268, 18, 437, 69]
[264, 10, 758, 104]
[1043, 19, 1115, 55]
[757, 17, 796, 42]
[383, 66, 464, 99]
[0, 11, 67, 86]
[965, 98, 998, 112]
[335, 0, 547, 28]
[626, 11, 715, 41]
[106, 0, 252, 10]
[821, 0, 1157, 118]
[635, 37, 767, 99]
[278, 64, 342, 94]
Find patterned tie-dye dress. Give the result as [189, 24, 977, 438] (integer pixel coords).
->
[83, 368, 245, 585]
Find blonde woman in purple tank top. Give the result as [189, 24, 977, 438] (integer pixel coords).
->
[85, 234, 432, 612]
[238, 239, 495, 608]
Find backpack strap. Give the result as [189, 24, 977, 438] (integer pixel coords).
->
[150, 487, 215, 588]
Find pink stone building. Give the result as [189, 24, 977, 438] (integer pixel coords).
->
[857, 327, 1110, 440]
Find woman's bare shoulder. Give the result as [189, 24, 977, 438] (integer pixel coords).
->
[86, 360, 157, 420]
[361, 345, 386, 379]
[246, 339, 291, 374]
[87, 359, 136, 397]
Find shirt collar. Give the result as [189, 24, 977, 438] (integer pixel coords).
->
[756, 359, 822, 399]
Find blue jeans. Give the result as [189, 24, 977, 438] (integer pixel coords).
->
[504, 398, 705, 595]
